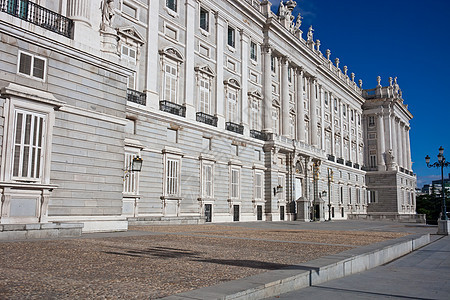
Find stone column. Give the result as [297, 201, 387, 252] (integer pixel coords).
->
[391, 115, 398, 165]
[296, 68, 305, 142]
[402, 124, 408, 169]
[355, 111, 359, 164]
[377, 112, 386, 170]
[347, 105, 352, 161]
[406, 126, 412, 170]
[397, 121, 404, 168]
[309, 78, 318, 146]
[339, 100, 344, 158]
[319, 85, 325, 150]
[262, 45, 273, 132]
[240, 30, 249, 135]
[184, 0, 196, 120]
[146, 0, 160, 109]
[330, 92, 335, 156]
[67, 0, 93, 46]
[215, 13, 225, 128]
[281, 57, 290, 137]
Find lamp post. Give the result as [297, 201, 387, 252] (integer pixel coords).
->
[425, 146, 448, 221]
[327, 168, 334, 221]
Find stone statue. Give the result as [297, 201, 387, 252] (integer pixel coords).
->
[294, 13, 302, 30]
[101, 0, 115, 30]
[326, 49, 331, 60]
[316, 39, 321, 52]
[393, 77, 400, 95]
[377, 76, 381, 86]
[278, 1, 286, 18]
[307, 25, 314, 41]
[358, 79, 363, 88]
[386, 149, 395, 164]
[343, 66, 348, 76]
[351, 72, 355, 82]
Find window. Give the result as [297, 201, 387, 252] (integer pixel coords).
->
[334, 99, 337, 111]
[164, 62, 178, 102]
[200, 8, 209, 32]
[127, 73, 136, 90]
[122, 2, 137, 18]
[288, 67, 292, 83]
[250, 98, 261, 131]
[227, 26, 235, 48]
[18, 51, 46, 81]
[12, 109, 45, 181]
[198, 77, 211, 114]
[254, 171, 263, 200]
[166, 0, 177, 12]
[202, 163, 213, 198]
[272, 107, 280, 135]
[123, 151, 140, 195]
[227, 88, 238, 123]
[368, 116, 375, 127]
[369, 154, 377, 168]
[369, 190, 377, 203]
[233, 144, 239, 156]
[231, 168, 240, 199]
[324, 92, 329, 106]
[202, 137, 211, 151]
[254, 149, 261, 161]
[289, 114, 296, 139]
[167, 128, 178, 143]
[250, 41, 257, 61]
[271, 56, 275, 72]
[166, 158, 180, 196]
[343, 104, 346, 117]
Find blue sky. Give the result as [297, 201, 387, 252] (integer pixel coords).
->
[270, 0, 450, 187]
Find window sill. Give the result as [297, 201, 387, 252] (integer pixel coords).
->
[0, 181, 58, 191]
[227, 44, 236, 52]
[165, 7, 179, 18]
[200, 28, 210, 37]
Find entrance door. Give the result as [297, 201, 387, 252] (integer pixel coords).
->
[205, 204, 212, 222]
[233, 205, 240, 221]
[280, 206, 285, 220]
[295, 178, 302, 200]
[257, 205, 263, 220]
[315, 204, 320, 220]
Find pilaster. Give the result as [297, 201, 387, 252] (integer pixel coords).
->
[397, 120, 404, 168]
[309, 77, 318, 146]
[377, 112, 386, 170]
[262, 45, 273, 132]
[146, 0, 160, 109]
[281, 56, 290, 137]
[240, 30, 249, 135]
[215, 13, 225, 128]
[406, 126, 412, 170]
[296, 69, 305, 142]
[330, 92, 335, 156]
[319, 85, 325, 150]
[184, 0, 197, 120]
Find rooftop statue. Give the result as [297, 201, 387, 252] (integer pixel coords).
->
[307, 25, 314, 41]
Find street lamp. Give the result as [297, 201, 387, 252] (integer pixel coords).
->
[327, 168, 334, 221]
[425, 147, 449, 221]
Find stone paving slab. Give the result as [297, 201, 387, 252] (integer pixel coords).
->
[0, 221, 436, 299]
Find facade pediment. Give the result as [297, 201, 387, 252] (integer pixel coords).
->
[224, 78, 240, 89]
[159, 47, 184, 62]
[248, 90, 263, 99]
[117, 26, 145, 45]
[195, 65, 215, 77]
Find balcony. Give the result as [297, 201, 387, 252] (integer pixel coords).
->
[336, 158, 344, 164]
[345, 160, 353, 167]
[1, 0, 73, 38]
[127, 89, 146, 105]
[353, 163, 360, 169]
[250, 130, 266, 141]
[327, 154, 335, 162]
[159, 100, 186, 117]
[225, 122, 244, 135]
[196, 112, 217, 127]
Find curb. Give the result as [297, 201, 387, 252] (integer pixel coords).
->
[161, 233, 430, 300]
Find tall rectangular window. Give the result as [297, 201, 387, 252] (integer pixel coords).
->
[250, 41, 257, 61]
[227, 26, 235, 48]
[227, 89, 238, 123]
[200, 8, 209, 31]
[250, 99, 261, 130]
[166, 158, 179, 196]
[199, 78, 211, 114]
[164, 63, 178, 102]
[12, 109, 45, 181]
[231, 168, 240, 199]
[272, 107, 280, 135]
[18, 51, 46, 81]
[254, 172, 263, 200]
[121, 45, 137, 64]
[202, 164, 213, 198]
[123, 152, 140, 194]
[166, 0, 177, 12]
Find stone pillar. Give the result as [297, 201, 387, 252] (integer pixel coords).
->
[296, 69, 305, 142]
[67, 0, 93, 47]
[281, 57, 290, 137]
[145, 0, 160, 109]
[339, 100, 344, 158]
[402, 124, 408, 169]
[262, 45, 273, 133]
[240, 30, 249, 135]
[377, 112, 386, 170]
[347, 105, 352, 161]
[355, 111, 359, 164]
[215, 13, 226, 128]
[397, 121, 404, 168]
[309, 78, 318, 146]
[406, 126, 412, 170]
[330, 92, 335, 156]
[390, 115, 398, 165]
[319, 85, 325, 150]
[184, 0, 196, 120]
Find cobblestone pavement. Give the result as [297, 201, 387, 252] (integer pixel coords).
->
[0, 221, 428, 299]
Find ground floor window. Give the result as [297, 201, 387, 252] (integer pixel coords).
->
[233, 205, 240, 221]
[257, 205, 263, 220]
[205, 204, 212, 222]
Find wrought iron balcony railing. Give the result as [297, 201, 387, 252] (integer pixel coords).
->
[1, 0, 73, 38]
[196, 112, 217, 127]
[336, 158, 344, 164]
[225, 122, 244, 135]
[345, 160, 353, 167]
[327, 154, 335, 162]
[250, 129, 266, 141]
[127, 89, 146, 105]
[353, 163, 360, 169]
[159, 100, 186, 117]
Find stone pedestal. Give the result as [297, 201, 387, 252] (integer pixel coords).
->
[437, 219, 450, 235]
[101, 28, 118, 54]
[295, 197, 310, 222]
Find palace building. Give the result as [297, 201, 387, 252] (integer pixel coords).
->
[0, 0, 420, 234]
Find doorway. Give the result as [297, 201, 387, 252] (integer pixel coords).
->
[205, 204, 212, 222]
[233, 205, 240, 221]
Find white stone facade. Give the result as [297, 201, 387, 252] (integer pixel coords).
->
[0, 0, 417, 232]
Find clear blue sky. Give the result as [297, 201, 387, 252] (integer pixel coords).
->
[270, 0, 450, 188]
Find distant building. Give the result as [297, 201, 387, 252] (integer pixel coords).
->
[0, 0, 420, 233]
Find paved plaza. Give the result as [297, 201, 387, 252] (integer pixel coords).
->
[0, 221, 436, 299]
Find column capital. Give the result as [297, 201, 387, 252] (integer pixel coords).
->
[295, 67, 304, 75]
[281, 55, 290, 64]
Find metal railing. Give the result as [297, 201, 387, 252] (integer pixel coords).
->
[159, 100, 186, 117]
[196, 112, 217, 127]
[225, 122, 244, 135]
[353, 163, 360, 169]
[336, 158, 344, 164]
[1, 0, 73, 38]
[127, 89, 146, 105]
[250, 129, 266, 141]
[328, 154, 335, 162]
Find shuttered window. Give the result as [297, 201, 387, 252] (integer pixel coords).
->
[18, 51, 46, 80]
[166, 158, 179, 196]
[164, 63, 178, 102]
